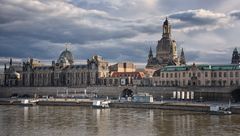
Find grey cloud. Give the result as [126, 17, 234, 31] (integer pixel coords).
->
[0, 0, 239, 66]
[230, 10, 240, 20]
[0, 0, 137, 44]
[167, 9, 230, 32]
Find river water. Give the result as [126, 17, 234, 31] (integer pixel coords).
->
[0, 105, 240, 136]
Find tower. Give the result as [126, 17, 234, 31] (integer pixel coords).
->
[231, 48, 239, 64]
[9, 58, 12, 66]
[180, 48, 186, 65]
[146, 18, 185, 70]
[156, 18, 178, 66]
[162, 17, 171, 38]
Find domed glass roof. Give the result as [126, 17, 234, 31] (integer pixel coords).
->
[57, 48, 74, 65]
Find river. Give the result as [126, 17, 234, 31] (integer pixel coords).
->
[0, 105, 239, 136]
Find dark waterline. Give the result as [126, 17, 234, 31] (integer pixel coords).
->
[0, 105, 240, 136]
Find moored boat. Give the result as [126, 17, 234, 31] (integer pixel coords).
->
[92, 100, 110, 108]
[209, 105, 232, 115]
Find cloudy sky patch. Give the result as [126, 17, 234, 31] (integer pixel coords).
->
[0, 0, 240, 67]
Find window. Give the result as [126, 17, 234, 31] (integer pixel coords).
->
[236, 72, 239, 77]
[219, 72, 222, 77]
[230, 72, 233, 77]
[224, 72, 227, 77]
[183, 72, 185, 78]
[162, 73, 164, 78]
[198, 80, 201, 86]
[214, 72, 217, 78]
[205, 72, 208, 77]
[166, 73, 168, 78]
[170, 73, 173, 78]
[175, 73, 177, 78]
[197, 72, 201, 78]
[189, 73, 191, 77]
[236, 80, 239, 85]
[230, 80, 234, 85]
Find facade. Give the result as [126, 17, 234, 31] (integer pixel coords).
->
[4, 49, 109, 87]
[4, 58, 22, 86]
[152, 63, 240, 87]
[105, 72, 145, 86]
[146, 18, 186, 70]
[109, 62, 136, 73]
[231, 48, 240, 64]
[104, 62, 142, 86]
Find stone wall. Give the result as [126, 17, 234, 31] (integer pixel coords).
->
[0, 86, 238, 101]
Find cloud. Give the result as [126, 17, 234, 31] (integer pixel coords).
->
[168, 9, 231, 32]
[0, 0, 138, 44]
[0, 0, 240, 67]
[229, 10, 240, 20]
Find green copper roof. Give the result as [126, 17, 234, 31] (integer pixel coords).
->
[161, 64, 240, 72]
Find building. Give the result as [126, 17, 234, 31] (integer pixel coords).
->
[231, 48, 240, 64]
[4, 58, 22, 86]
[104, 62, 144, 86]
[146, 18, 186, 70]
[4, 48, 109, 87]
[105, 71, 145, 86]
[109, 62, 136, 73]
[0, 71, 4, 86]
[152, 63, 240, 87]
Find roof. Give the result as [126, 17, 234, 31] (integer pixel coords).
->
[161, 64, 240, 72]
[111, 72, 145, 78]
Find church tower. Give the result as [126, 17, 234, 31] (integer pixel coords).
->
[162, 18, 171, 38]
[231, 48, 239, 64]
[145, 18, 185, 70]
[156, 18, 178, 66]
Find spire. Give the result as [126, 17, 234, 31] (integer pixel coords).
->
[9, 58, 12, 66]
[4, 63, 6, 71]
[232, 48, 239, 64]
[180, 48, 186, 65]
[148, 47, 153, 58]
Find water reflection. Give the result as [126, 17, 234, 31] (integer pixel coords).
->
[0, 106, 240, 136]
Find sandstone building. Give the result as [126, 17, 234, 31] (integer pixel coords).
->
[4, 48, 109, 87]
[146, 18, 186, 70]
[152, 63, 240, 87]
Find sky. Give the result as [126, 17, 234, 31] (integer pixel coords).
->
[0, 0, 240, 68]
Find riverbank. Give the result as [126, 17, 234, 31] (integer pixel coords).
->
[1, 98, 240, 114]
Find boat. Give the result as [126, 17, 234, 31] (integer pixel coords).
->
[92, 100, 110, 108]
[20, 99, 37, 106]
[209, 105, 232, 115]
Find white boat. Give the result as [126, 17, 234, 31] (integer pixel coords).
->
[92, 100, 110, 108]
[209, 105, 232, 115]
[20, 99, 37, 106]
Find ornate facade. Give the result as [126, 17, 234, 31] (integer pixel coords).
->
[4, 49, 109, 87]
[152, 64, 240, 87]
[146, 18, 186, 69]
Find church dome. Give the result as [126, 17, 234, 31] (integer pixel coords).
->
[57, 49, 74, 65]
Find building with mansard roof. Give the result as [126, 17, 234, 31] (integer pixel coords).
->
[146, 18, 186, 70]
[152, 63, 240, 87]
